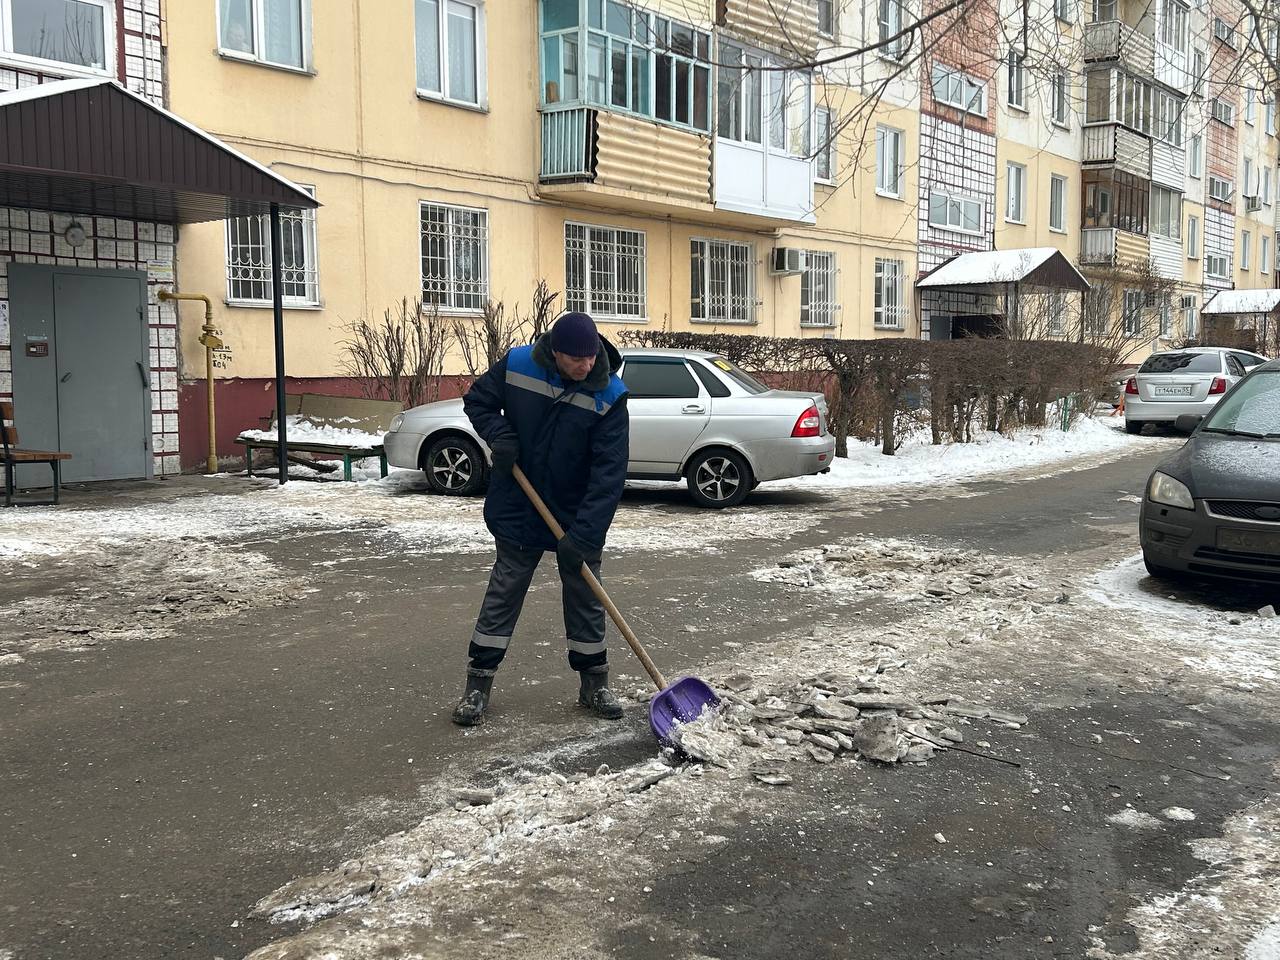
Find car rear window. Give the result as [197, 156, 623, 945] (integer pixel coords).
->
[707, 356, 769, 395]
[1139, 352, 1223, 374]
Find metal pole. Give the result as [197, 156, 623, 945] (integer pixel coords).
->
[270, 203, 288, 485]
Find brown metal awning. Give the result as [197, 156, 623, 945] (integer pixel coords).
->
[917, 248, 1090, 293]
[0, 78, 317, 223]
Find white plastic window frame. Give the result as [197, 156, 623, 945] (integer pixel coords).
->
[1241, 229, 1252, 270]
[928, 188, 983, 235]
[873, 257, 906, 330]
[1263, 235, 1271, 274]
[1006, 162, 1026, 224]
[875, 123, 903, 198]
[1, 0, 116, 77]
[216, 0, 313, 73]
[1006, 49, 1026, 110]
[1186, 214, 1199, 258]
[1049, 174, 1067, 233]
[416, 0, 488, 110]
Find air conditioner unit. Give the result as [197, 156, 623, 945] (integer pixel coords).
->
[770, 247, 808, 275]
[1246, 195, 1263, 211]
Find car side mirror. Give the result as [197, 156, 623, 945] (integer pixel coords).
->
[1175, 414, 1203, 433]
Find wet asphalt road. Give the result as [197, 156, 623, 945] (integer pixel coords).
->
[2, 443, 1276, 959]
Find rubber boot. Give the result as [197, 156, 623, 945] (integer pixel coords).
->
[451, 668, 495, 726]
[578, 668, 624, 720]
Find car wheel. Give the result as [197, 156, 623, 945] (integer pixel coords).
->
[1125, 420, 1145, 435]
[1143, 553, 1185, 581]
[686, 449, 753, 509]
[422, 435, 485, 496]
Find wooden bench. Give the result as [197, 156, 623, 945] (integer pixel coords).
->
[1, 400, 73, 508]
[235, 393, 403, 481]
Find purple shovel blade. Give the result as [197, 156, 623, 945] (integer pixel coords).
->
[649, 677, 721, 747]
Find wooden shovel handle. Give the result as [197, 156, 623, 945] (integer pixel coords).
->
[511, 465, 668, 691]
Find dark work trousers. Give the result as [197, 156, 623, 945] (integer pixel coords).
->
[468, 539, 607, 674]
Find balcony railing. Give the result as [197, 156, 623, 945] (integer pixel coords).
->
[1083, 20, 1155, 72]
[540, 105, 595, 181]
[1080, 227, 1117, 264]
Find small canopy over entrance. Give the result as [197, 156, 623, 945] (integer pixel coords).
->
[0, 78, 318, 482]
[917, 248, 1090, 341]
[1201, 289, 1280, 316]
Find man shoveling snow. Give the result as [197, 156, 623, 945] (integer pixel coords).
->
[451, 312, 630, 726]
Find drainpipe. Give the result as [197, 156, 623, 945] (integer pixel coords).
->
[158, 290, 221, 475]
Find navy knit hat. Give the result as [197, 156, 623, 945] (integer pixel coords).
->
[551, 312, 600, 358]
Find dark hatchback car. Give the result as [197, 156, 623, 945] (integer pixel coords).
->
[1141, 359, 1280, 584]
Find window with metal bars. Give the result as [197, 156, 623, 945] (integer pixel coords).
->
[800, 251, 836, 327]
[690, 239, 756, 323]
[420, 201, 489, 311]
[874, 258, 906, 329]
[564, 222, 647, 320]
[225, 186, 319, 305]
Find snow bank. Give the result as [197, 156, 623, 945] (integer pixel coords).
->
[771, 416, 1152, 491]
[238, 415, 384, 449]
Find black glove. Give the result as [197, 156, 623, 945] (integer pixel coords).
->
[556, 534, 596, 572]
[488, 433, 518, 476]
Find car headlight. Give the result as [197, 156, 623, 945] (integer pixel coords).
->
[1148, 471, 1194, 510]
[389, 413, 405, 433]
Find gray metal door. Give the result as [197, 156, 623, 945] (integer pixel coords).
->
[9, 265, 150, 484]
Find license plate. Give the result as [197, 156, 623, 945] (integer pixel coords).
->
[1218, 528, 1280, 555]
[1152, 385, 1193, 397]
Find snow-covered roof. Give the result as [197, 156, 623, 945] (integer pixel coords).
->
[1201, 289, 1280, 315]
[917, 248, 1089, 292]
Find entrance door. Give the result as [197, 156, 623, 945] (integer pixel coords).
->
[9, 265, 150, 483]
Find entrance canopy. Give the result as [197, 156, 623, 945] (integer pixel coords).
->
[0, 78, 316, 223]
[918, 248, 1090, 293]
[1201, 289, 1280, 315]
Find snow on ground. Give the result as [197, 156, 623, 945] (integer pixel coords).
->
[771, 416, 1155, 491]
[1085, 555, 1280, 688]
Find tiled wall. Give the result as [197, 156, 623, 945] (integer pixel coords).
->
[0, 0, 178, 477]
[1204, 206, 1236, 290]
[917, 116, 999, 276]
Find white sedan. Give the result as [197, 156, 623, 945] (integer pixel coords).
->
[384, 348, 835, 508]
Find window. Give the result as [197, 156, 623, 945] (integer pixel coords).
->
[690, 239, 755, 323]
[1159, 0, 1187, 52]
[1052, 69, 1070, 126]
[878, 0, 906, 59]
[1263, 235, 1271, 274]
[564, 222, 646, 320]
[1151, 185, 1181, 239]
[1186, 214, 1199, 257]
[1192, 48, 1206, 94]
[542, 2, 712, 133]
[225, 185, 319, 305]
[1154, 89, 1183, 145]
[1241, 229, 1252, 269]
[1159, 302, 1172, 337]
[1212, 97, 1235, 125]
[1086, 170, 1148, 233]
[875, 124, 903, 197]
[1243, 157, 1254, 196]
[420, 201, 488, 311]
[929, 188, 983, 234]
[219, 0, 308, 70]
[1213, 16, 1235, 46]
[930, 63, 985, 115]
[1265, 168, 1273, 205]
[1267, 97, 1276, 136]
[815, 106, 835, 182]
[1006, 162, 1026, 223]
[622, 360, 701, 398]
[1006, 50, 1026, 109]
[1206, 252, 1229, 277]
[1182, 295, 1197, 337]
[689, 362, 732, 397]
[816, 0, 834, 37]
[1050, 175, 1067, 232]
[417, 0, 485, 105]
[1085, 68, 1111, 122]
[1122, 289, 1143, 335]
[1092, 0, 1116, 20]
[801, 251, 836, 327]
[1055, 0, 1072, 21]
[1246, 88, 1256, 124]
[717, 42, 761, 143]
[1208, 176, 1232, 202]
[874, 258, 906, 329]
[1188, 134, 1201, 178]
[1047, 292, 1066, 336]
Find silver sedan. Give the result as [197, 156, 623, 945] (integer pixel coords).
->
[1124, 347, 1270, 433]
[384, 348, 835, 508]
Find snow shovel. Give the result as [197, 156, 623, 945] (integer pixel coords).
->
[511, 465, 720, 746]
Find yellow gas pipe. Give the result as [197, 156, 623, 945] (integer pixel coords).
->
[158, 290, 221, 474]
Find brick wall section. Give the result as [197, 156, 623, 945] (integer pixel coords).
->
[0, 0, 178, 475]
[920, 0, 999, 138]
